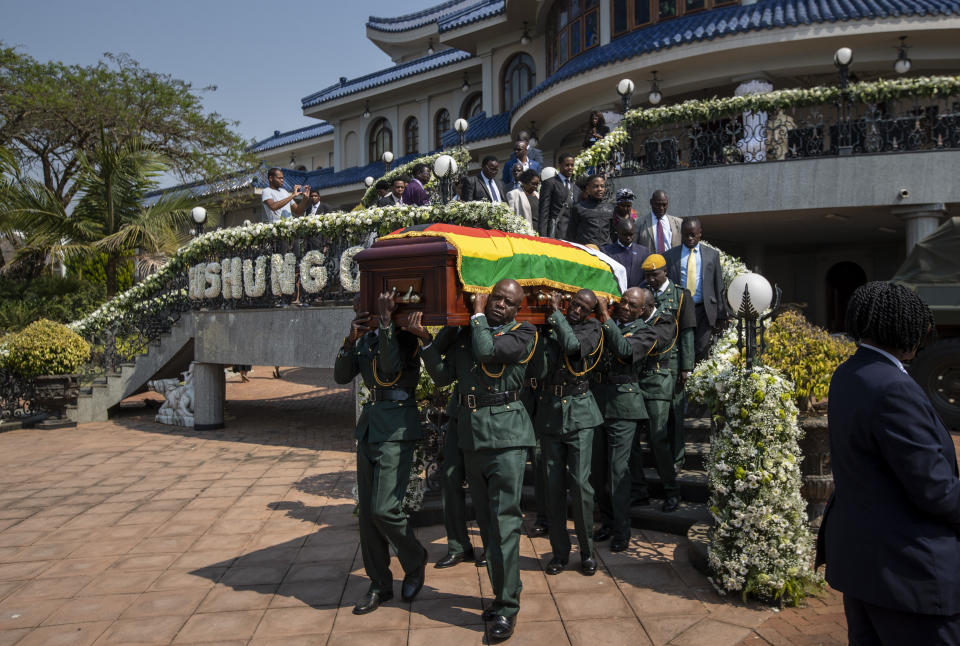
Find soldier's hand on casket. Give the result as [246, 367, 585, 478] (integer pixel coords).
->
[378, 290, 397, 327]
[548, 292, 563, 313]
[596, 296, 611, 322]
[472, 292, 488, 316]
[401, 311, 433, 343]
[346, 312, 371, 345]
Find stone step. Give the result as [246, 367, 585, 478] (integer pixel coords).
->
[639, 440, 709, 472]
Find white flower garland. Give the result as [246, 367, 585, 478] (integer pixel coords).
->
[299, 250, 328, 294]
[242, 256, 267, 298]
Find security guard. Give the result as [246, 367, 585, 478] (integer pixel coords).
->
[638, 253, 696, 504]
[632, 286, 686, 512]
[334, 292, 427, 614]
[530, 289, 603, 576]
[406, 278, 537, 642]
[590, 287, 672, 552]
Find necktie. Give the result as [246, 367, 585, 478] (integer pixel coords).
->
[657, 218, 666, 253]
[686, 248, 698, 295]
[487, 179, 500, 202]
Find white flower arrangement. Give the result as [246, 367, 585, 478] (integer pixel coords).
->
[574, 75, 960, 175]
[339, 245, 364, 293]
[360, 148, 472, 208]
[271, 253, 297, 296]
[299, 250, 328, 294]
[242, 256, 267, 298]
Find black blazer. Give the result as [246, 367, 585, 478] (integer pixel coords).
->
[663, 243, 726, 326]
[377, 194, 402, 207]
[818, 347, 960, 615]
[538, 175, 579, 237]
[599, 242, 650, 288]
[460, 174, 507, 204]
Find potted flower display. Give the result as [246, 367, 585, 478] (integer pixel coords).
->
[1, 319, 91, 428]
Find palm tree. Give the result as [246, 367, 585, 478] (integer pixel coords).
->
[2, 131, 200, 297]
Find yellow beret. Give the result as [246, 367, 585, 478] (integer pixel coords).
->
[641, 254, 666, 271]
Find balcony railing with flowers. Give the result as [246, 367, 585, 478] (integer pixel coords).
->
[574, 76, 960, 178]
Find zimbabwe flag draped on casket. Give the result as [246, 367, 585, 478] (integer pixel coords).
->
[380, 223, 624, 300]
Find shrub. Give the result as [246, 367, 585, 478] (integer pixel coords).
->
[2, 319, 91, 377]
[763, 309, 855, 411]
[0, 276, 106, 334]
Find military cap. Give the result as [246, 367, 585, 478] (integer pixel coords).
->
[641, 253, 666, 271]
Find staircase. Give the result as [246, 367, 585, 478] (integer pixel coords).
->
[66, 316, 195, 424]
[411, 416, 714, 538]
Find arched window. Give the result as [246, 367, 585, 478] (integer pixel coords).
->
[404, 117, 419, 155]
[501, 54, 536, 111]
[368, 118, 392, 163]
[461, 93, 483, 119]
[434, 109, 451, 148]
[546, 0, 600, 74]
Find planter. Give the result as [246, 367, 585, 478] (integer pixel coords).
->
[798, 415, 832, 528]
[32, 374, 80, 429]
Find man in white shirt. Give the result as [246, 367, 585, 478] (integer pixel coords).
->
[261, 167, 309, 222]
[636, 190, 682, 254]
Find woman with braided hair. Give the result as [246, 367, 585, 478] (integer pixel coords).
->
[817, 281, 960, 645]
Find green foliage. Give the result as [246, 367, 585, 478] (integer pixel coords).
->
[0, 276, 105, 334]
[763, 310, 856, 411]
[64, 252, 134, 292]
[0, 45, 255, 210]
[2, 319, 90, 377]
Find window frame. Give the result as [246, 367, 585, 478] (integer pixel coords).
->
[367, 119, 392, 165]
[610, 0, 734, 39]
[547, 0, 602, 75]
[434, 108, 451, 149]
[501, 53, 537, 112]
[404, 116, 419, 156]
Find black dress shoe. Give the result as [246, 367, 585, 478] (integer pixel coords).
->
[593, 526, 613, 542]
[474, 547, 487, 567]
[434, 551, 466, 568]
[529, 522, 548, 537]
[662, 496, 680, 512]
[401, 548, 427, 601]
[488, 614, 516, 641]
[482, 606, 496, 621]
[580, 556, 597, 576]
[610, 537, 629, 552]
[353, 590, 392, 614]
[545, 556, 568, 575]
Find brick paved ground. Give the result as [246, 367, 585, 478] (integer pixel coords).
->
[0, 367, 848, 645]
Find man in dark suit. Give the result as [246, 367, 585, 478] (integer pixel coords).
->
[817, 281, 960, 644]
[501, 141, 542, 188]
[663, 217, 727, 361]
[517, 130, 544, 166]
[460, 155, 507, 204]
[601, 219, 649, 289]
[566, 175, 613, 247]
[377, 178, 406, 207]
[538, 153, 578, 238]
[401, 164, 431, 206]
[637, 190, 682, 254]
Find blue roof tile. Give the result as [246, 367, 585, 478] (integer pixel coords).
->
[249, 122, 334, 153]
[440, 111, 511, 147]
[438, 0, 505, 32]
[301, 49, 472, 108]
[512, 0, 960, 112]
[367, 0, 480, 32]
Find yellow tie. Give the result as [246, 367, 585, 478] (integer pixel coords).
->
[686, 249, 698, 295]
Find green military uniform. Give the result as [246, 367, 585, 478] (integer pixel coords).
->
[422, 314, 537, 619]
[433, 326, 475, 560]
[519, 378, 550, 533]
[631, 307, 684, 502]
[651, 281, 696, 469]
[530, 311, 603, 562]
[334, 323, 425, 597]
[589, 317, 662, 542]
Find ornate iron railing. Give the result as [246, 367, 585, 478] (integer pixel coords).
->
[0, 368, 38, 421]
[599, 92, 960, 178]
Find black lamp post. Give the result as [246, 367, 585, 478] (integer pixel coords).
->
[191, 206, 207, 237]
[433, 154, 458, 205]
[617, 78, 635, 114]
[834, 47, 854, 156]
[728, 272, 780, 373]
[454, 118, 469, 147]
[381, 151, 394, 173]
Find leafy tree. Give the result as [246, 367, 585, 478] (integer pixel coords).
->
[4, 131, 197, 297]
[0, 45, 256, 210]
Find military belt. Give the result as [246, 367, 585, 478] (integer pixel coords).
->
[458, 390, 520, 408]
[544, 381, 590, 398]
[592, 374, 637, 385]
[369, 388, 412, 402]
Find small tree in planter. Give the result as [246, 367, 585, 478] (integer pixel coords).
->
[2, 319, 90, 427]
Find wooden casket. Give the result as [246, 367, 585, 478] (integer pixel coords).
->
[355, 236, 554, 326]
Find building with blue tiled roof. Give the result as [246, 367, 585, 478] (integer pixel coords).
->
[199, 0, 960, 332]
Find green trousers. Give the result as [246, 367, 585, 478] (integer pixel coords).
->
[668, 386, 687, 469]
[464, 447, 526, 618]
[440, 417, 472, 556]
[591, 418, 637, 542]
[630, 399, 680, 500]
[531, 439, 549, 525]
[542, 429, 595, 560]
[356, 439, 425, 594]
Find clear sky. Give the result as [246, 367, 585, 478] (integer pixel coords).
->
[0, 0, 428, 145]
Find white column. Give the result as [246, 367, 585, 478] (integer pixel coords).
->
[893, 203, 947, 254]
[332, 120, 342, 170]
[193, 362, 225, 430]
[735, 80, 773, 163]
[481, 51, 494, 116]
[599, 1, 612, 45]
[418, 99, 429, 153]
